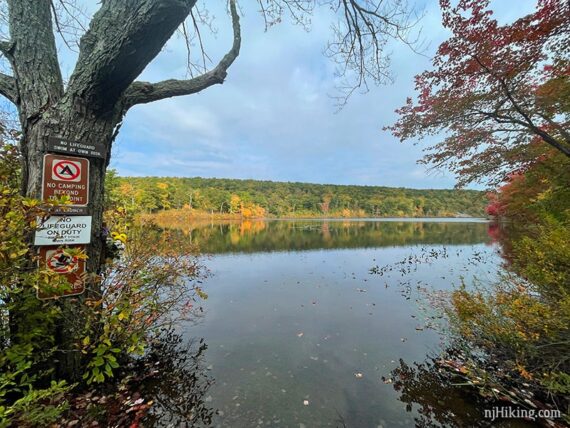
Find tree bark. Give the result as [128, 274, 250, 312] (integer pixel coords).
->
[4, 0, 241, 381]
[21, 106, 120, 380]
[7, 0, 122, 381]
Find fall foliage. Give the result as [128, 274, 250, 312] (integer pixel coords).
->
[105, 175, 488, 219]
[388, 0, 570, 186]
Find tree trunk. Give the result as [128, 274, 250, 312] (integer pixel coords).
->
[21, 103, 119, 380]
[4, 0, 240, 382]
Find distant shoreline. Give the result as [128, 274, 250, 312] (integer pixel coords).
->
[139, 209, 489, 225]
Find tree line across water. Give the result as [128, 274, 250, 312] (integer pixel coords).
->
[106, 173, 488, 218]
[140, 220, 491, 254]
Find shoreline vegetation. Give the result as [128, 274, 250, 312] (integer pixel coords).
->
[107, 174, 488, 221]
[138, 207, 488, 229]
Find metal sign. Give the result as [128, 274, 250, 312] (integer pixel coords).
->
[48, 136, 106, 159]
[34, 215, 92, 246]
[37, 246, 86, 299]
[53, 205, 88, 215]
[42, 154, 89, 209]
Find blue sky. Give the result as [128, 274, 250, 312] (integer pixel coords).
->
[58, 1, 536, 188]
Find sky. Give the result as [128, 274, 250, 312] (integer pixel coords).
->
[65, 1, 535, 189]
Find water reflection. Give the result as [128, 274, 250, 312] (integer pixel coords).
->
[388, 357, 536, 428]
[144, 219, 499, 427]
[141, 330, 215, 427]
[154, 218, 490, 254]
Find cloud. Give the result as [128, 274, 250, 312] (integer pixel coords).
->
[98, 0, 538, 189]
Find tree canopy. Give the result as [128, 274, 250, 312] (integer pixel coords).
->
[388, 0, 570, 187]
[106, 174, 488, 218]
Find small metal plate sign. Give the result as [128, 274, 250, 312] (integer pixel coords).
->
[48, 136, 106, 159]
[37, 246, 86, 299]
[42, 154, 89, 209]
[52, 205, 89, 215]
[34, 215, 92, 246]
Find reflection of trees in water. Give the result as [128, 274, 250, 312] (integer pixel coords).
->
[370, 230, 539, 427]
[389, 355, 506, 428]
[154, 220, 491, 254]
[140, 330, 215, 427]
[388, 354, 540, 428]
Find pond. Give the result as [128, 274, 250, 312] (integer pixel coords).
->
[148, 219, 531, 427]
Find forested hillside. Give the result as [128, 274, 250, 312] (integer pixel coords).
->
[106, 173, 487, 217]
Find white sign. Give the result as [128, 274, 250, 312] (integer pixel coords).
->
[34, 216, 92, 246]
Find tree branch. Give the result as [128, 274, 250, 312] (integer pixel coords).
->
[471, 55, 570, 158]
[535, 112, 570, 145]
[122, 0, 241, 110]
[7, 0, 64, 118]
[474, 108, 570, 158]
[66, 0, 197, 113]
[0, 72, 18, 105]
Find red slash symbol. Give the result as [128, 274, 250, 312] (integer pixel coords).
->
[53, 160, 81, 181]
[46, 249, 79, 274]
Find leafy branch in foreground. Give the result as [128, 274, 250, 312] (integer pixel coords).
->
[388, 0, 570, 187]
[1, 142, 207, 425]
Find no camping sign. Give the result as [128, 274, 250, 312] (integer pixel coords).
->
[42, 154, 89, 207]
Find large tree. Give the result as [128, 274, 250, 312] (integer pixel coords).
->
[388, 0, 569, 187]
[0, 0, 415, 379]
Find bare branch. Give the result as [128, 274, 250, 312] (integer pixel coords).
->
[188, 11, 212, 74]
[255, 1, 421, 106]
[50, 0, 75, 51]
[326, 0, 422, 105]
[123, 0, 241, 110]
[0, 71, 17, 104]
[535, 112, 570, 145]
[41, 0, 89, 56]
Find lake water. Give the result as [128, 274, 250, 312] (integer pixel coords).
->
[149, 219, 528, 427]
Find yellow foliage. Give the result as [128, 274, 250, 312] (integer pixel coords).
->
[156, 182, 169, 190]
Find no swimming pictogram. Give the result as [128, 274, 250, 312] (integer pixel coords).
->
[38, 246, 86, 299]
[46, 248, 80, 273]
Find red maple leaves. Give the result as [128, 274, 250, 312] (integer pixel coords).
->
[388, 0, 570, 187]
